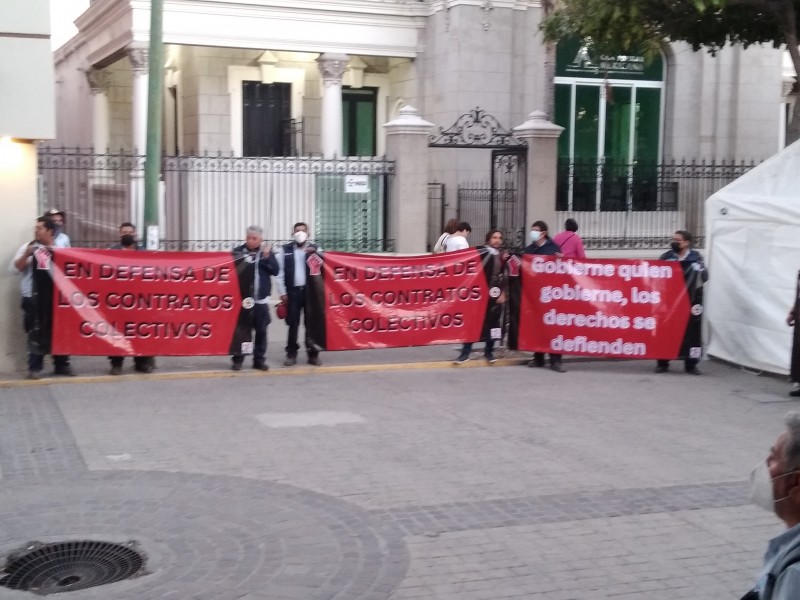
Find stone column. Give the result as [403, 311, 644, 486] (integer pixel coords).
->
[128, 47, 149, 154]
[383, 106, 434, 254]
[513, 110, 564, 232]
[86, 68, 111, 154]
[128, 47, 149, 228]
[317, 53, 349, 158]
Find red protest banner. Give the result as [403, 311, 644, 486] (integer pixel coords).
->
[51, 248, 248, 356]
[518, 256, 690, 359]
[319, 250, 489, 350]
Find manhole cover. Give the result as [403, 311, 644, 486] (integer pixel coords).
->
[0, 540, 145, 595]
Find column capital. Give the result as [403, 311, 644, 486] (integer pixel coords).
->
[128, 47, 149, 75]
[317, 53, 349, 88]
[85, 68, 111, 95]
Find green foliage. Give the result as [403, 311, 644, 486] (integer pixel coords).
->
[540, 0, 788, 58]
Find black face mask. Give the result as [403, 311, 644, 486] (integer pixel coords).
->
[120, 234, 136, 247]
[670, 242, 681, 253]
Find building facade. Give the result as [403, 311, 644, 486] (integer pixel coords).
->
[50, 0, 790, 250]
[1, 0, 56, 373]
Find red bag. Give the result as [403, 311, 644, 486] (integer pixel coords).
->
[276, 301, 288, 320]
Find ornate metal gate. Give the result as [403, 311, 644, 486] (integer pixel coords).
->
[428, 108, 527, 249]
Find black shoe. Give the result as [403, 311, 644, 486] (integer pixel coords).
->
[284, 357, 297, 367]
[790, 389, 800, 397]
[308, 357, 322, 366]
[454, 353, 470, 364]
[550, 363, 566, 373]
[685, 367, 702, 376]
[231, 363, 243, 371]
[253, 363, 269, 371]
[654, 365, 669, 373]
[527, 359, 545, 368]
[135, 364, 154, 374]
[54, 366, 76, 377]
[109, 365, 123, 376]
[485, 353, 497, 364]
[27, 370, 42, 380]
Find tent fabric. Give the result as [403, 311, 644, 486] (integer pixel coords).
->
[705, 141, 800, 375]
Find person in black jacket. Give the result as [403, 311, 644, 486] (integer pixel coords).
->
[277, 222, 322, 366]
[232, 225, 279, 371]
[654, 229, 708, 375]
[523, 220, 565, 373]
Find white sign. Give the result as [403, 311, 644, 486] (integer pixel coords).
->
[345, 175, 370, 194]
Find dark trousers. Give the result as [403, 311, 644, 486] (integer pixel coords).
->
[460, 340, 496, 357]
[233, 303, 269, 366]
[657, 358, 698, 371]
[285, 286, 317, 359]
[109, 356, 155, 370]
[533, 352, 562, 366]
[23, 297, 70, 372]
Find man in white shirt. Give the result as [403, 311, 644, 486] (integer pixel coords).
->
[276, 222, 322, 366]
[44, 208, 71, 248]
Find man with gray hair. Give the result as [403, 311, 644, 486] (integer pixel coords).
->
[743, 412, 800, 599]
[231, 226, 279, 371]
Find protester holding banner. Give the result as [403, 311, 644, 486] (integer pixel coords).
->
[552, 218, 586, 259]
[454, 229, 507, 364]
[524, 220, 565, 373]
[11, 216, 74, 379]
[231, 225, 280, 371]
[277, 222, 323, 366]
[108, 223, 154, 375]
[433, 218, 459, 254]
[788, 270, 800, 397]
[44, 208, 71, 248]
[655, 229, 708, 375]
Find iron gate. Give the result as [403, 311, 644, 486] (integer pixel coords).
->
[429, 108, 527, 249]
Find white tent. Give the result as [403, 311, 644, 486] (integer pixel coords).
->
[705, 142, 800, 375]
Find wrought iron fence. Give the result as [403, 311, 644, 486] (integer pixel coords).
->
[556, 159, 757, 249]
[37, 148, 395, 252]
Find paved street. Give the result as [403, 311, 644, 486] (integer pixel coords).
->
[0, 352, 796, 599]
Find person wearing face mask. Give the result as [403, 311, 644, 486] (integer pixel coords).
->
[523, 220, 565, 373]
[44, 208, 71, 248]
[743, 412, 800, 600]
[655, 229, 708, 375]
[108, 222, 154, 375]
[277, 222, 322, 366]
[454, 229, 507, 364]
[231, 225, 280, 371]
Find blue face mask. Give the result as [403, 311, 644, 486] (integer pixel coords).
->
[530, 230, 541, 243]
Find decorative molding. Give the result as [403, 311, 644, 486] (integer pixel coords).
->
[127, 47, 149, 75]
[85, 68, 111, 94]
[428, 107, 526, 148]
[317, 53, 350, 88]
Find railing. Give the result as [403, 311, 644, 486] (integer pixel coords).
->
[37, 149, 395, 253]
[557, 159, 758, 249]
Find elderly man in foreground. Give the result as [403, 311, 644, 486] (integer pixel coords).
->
[743, 412, 800, 599]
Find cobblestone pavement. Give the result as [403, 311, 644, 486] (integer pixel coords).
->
[0, 356, 796, 599]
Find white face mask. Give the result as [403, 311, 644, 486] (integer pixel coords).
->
[293, 231, 308, 245]
[749, 460, 797, 512]
[529, 230, 541, 243]
[749, 460, 776, 512]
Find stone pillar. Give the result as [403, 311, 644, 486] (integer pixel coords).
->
[317, 53, 349, 158]
[128, 47, 149, 153]
[0, 140, 38, 374]
[383, 105, 434, 254]
[513, 110, 564, 232]
[128, 47, 148, 228]
[86, 68, 111, 153]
